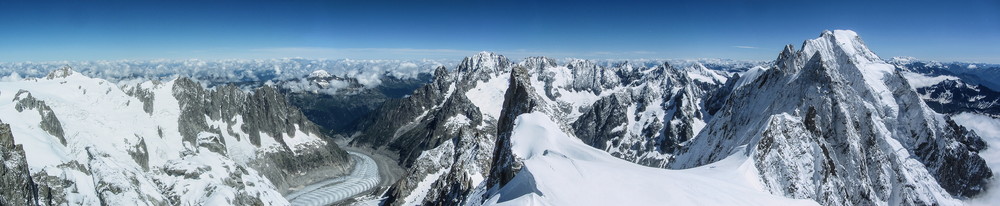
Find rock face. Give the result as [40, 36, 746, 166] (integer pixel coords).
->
[278, 71, 432, 134]
[914, 79, 1000, 117]
[171, 77, 352, 192]
[353, 52, 506, 205]
[485, 65, 542, 190]
[669, 30, 990, 205]
[12, 90, 66, 145]
[568, 62, 723, 167]
[354, 51, 735, 205]
[0, 67, 351, 205]
[0, 121, 40, 206]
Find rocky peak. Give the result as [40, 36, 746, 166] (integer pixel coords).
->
[670, 30, 989, 205]
[456, 51, 511, 81]
[486, 65, 544, 191]
[518, 56, 558, 73]
[0, 121, 41, 206]
[432, 66, 449, 80]
[566, 59, 621, 94]
[44, 66, 75, 79]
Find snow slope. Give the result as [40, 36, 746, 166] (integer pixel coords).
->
[483, 112, 819, 206]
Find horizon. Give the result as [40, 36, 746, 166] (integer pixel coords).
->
[1, 0, 998, 63]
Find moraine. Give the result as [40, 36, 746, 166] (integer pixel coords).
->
[286, 151, 381, 206]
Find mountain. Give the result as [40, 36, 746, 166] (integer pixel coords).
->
[669, 30, 990, 205]
[889, 59, 1000, 91]
[914, 79, 1000, 117]
[896, 68, 1000, 118]
[276, 71, 433, 134]
[0, 67, 350, 205]
[349, 52, 508, 205]
[358, 30, 994, 206]
[1, 30, 994, 206]
[348, 49, 737, 205]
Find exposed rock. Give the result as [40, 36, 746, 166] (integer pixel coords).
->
[486, 65, 543, 190]
[669, 30, 989, 205]
[916, 79, 1000, 117]
[0, 121, 41, 206]
[13, 90, 66, 145]
[170, 77, 351, 192]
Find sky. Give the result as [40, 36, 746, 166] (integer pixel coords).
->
[1, 0, 998, 63]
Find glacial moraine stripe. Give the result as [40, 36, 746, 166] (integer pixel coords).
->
[287, 152, 380, 206]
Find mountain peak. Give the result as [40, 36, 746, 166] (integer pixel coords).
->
[44, 66, 75, 79]
[308, 70, 332, 78]
[457, 51, 511, 76]
[799, 29, 881, 65]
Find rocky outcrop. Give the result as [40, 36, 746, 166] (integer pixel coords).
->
[486, 65, 543, 189]
[170, 77, 351, 192]
[569, 62, 722, 168]
[355, 52, 509, 205]
[12, 90, 66, 145]
[351, 66, 460, 166]
[916, 79, 1000, 117]
[0, 121, 40, 206]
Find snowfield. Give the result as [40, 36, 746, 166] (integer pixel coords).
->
[483, 112, 819, 206]
[0, 68, 345, 205]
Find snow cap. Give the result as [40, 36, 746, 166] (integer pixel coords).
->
[799, 30, 882, 65]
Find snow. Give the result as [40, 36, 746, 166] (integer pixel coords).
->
[401, 140, 457, 205]
[444, 114, 472, 130]
[900, 72, 960, 88]
[484, 112, 819, 206]
[735, 66, 769, 89]
[309, 70, 332, 78]
[952, 113, 1000, 206]
[801, 30, 899, 113]
[685, 63, 729, 84]
[282, 124, 325, 154]
[465, 74, 510, 119]
[0, 70, 326, 205]
[403, 167, 448, 205]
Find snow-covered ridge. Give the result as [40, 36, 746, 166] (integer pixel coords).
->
[0, 68, 349, 205]
[483, 112, 819, 205]
[671, 29, 989, 205]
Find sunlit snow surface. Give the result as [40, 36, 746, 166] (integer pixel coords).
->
[952, 113, 1000, 206]
[0, 71, 340, 205]
[484, 112, 819, 206]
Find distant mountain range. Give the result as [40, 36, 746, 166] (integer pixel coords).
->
[2, 30, 999, 206]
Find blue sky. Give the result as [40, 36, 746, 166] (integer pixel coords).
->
[1, 0, 998, 62]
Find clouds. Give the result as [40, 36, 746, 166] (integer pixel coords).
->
[243, 47, 663, 60]
[247, 47, 476, 59]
